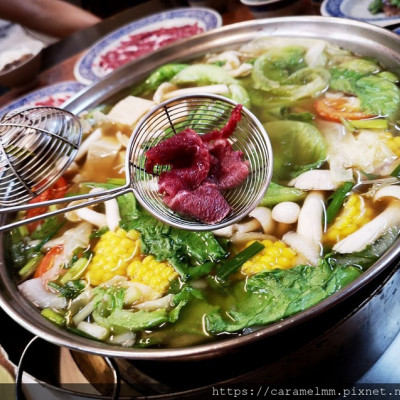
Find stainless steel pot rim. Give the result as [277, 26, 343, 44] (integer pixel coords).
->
[1, 16, 400, 360]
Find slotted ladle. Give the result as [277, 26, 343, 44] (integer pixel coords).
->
[0, 94, 273, 232]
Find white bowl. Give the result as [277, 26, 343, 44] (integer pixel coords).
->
[240, 0, 303, 18]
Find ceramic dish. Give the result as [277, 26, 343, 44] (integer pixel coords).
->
[74, 7, 222, 85]
[0, 81, 86, 118]
[240, 0, 302, 18]
[321, 0, 400, 26]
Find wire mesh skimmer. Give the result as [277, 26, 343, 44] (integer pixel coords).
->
[0, 107, 81, 205]
[0, 94, 273, 232]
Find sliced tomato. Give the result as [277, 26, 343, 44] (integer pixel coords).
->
[26, 177, 68, 233]
[50, 176, 68, 199]
[26, 190, 51, 233]
[34, 245, 63, 278]
[314, 95, 375, 122]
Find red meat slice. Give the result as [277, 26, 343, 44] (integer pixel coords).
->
[201, 104, 243, 142]
[145, 128, 210, 197]
[207, 139, 250, 190]
[145, 128, 205, 171]
[144, 104, 248, 224]
[165, 182, 231, 224]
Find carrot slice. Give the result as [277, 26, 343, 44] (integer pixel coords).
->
[26, 177, 68, 233]
[315, 95, 375, 122]
[34, 245, 63, 278]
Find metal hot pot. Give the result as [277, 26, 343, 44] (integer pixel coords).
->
[1, 17, 400, 387]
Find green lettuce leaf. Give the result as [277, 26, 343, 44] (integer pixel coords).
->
[355, 75, 400, 120]
[131, 63, 188, 96]
[206, 228, 400, 334]
[205, 261, 362, 334]
[259, 182, 306, 207]
[106, 309, 168, 331]
[122, 211, 227, 278]
[171, 64, 237, 85]
[263, 120, 328, 182]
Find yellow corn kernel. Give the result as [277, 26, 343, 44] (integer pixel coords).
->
[383, 134, 400, 157]
[86, 229, 140, 286]
[324, 194, 375, 244]
[127, 255, 178, 294]
[241, 240, 297, 276]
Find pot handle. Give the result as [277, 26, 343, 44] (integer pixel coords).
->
[16, 336, 121, 400]
[103, 356, 122, 400]
[16, 336, 38, 400]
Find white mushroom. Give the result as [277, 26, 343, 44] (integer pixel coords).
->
[212, 225, 235, 237]
[271, 202, 300, 224]
[373, 185, 400, 202]
[234, 219, 261, 233]
[65, 203, 107, 228]
[90, 188, 121, 232]
[249, 207, 275, 233]
[282, 191, 325, 265]
[289, 170, 339, 191]
[333, 201, 400, 254]
[297, 191, 325, 244]
[282, 231, 320, 266]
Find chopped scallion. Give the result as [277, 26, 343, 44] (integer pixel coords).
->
[217, 241, 265, 280]
[391, 164, 400, 179]
[326, 182, 354, 225]
[59, 257, 89, 285]
[41, 308, 65, 326]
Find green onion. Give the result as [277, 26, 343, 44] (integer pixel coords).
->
[18, 225, 29, 238]
[41, 308, 65, 326]
[217, 241, 265, 280]
[326, 182, 354, 225]
[391, 164, 400, 179]
[66, 326, 101, 341]
[18, 253, 44, 280]
[34, 221, 65, 252]
[345, 118, 388, 130]
[106, 178, 126, 186]
[59, 257, 89, 285]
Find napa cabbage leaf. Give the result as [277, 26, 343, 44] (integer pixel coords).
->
[263, 120, 328, 182]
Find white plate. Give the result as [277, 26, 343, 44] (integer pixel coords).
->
[74, 7, 222, 85]
[0, 81, 86, 118]
[321, 0, 400, 26]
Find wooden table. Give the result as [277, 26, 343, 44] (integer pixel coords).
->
[0, 0, 320, 108]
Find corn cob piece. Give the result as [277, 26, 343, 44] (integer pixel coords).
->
[127, 256, 178, 294]
[241, 239, 297, 276]
[324, 194, 375, 245]
[86, 229, 140, 286]
[382, 132, 400, 158]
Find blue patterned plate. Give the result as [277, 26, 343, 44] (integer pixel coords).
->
[321, 0, 400, 26]
[0, 81, 86, 118]
[74, 7, 222, 85]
